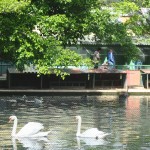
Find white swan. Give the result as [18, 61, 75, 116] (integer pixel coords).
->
[75, 115, 110, 138]
[9, 115, 50, 138]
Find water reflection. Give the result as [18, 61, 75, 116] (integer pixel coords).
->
[12, 137, 49, 150]
[126, 96, 140, 120]
[0, 95, 150, 150]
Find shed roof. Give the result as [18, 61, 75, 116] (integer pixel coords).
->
[141, 69, 150, 74]
[8, 68, 126, 74]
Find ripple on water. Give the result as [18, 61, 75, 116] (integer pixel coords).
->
[0, 95, 150, 150]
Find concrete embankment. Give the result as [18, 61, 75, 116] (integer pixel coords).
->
[0, 88, 150, 96]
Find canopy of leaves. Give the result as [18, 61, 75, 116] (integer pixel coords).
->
[0, 0, 30, 12]
[0, 0, 149, 76]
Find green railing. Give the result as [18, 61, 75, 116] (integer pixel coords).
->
[116, 65, 150, 70]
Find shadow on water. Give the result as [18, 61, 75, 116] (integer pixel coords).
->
[0, 94, 150, 150]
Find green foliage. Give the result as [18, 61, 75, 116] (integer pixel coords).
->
[0, 0, 149, 77]
[0, 0, 30, 12]
[88, 8, 129, 43]
[121, 43, 140, 63]
[111, 1, 139, 14]
[111, 1, 150, 36]
[125, 0, 150, 7]
[0, 0, 95, 78]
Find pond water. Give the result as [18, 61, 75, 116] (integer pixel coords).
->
[0, 94, 150, 150]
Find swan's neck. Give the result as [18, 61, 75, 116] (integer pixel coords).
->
[76, 137, 81, 149]
[76, 118, 81, 137]
[12, 118, 17, 137]
[12, 138, 17, 150]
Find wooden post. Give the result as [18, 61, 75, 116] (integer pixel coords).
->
[125, 70, 129, 90]
[40, 75, 43, 89]
[7, 70, 10, 89]
[92, 74, 95, 89]
[147, 74, 149, 89]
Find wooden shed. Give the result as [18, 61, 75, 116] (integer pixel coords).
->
[7, 68, 127, 89]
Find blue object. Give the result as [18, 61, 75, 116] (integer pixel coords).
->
[107, 50, 115, 69]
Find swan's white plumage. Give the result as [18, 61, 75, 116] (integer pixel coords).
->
[9, 116, 50, 138]
[17, 122, 44, 137]
[75, 115, 110, 138]
[80, 128, 108, 138]
[77, 137, 108, 146]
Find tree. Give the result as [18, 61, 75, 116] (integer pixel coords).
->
[0, 0, 149, 76]
[109, 1, 150, 62]
[0, 0, 94, 78]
